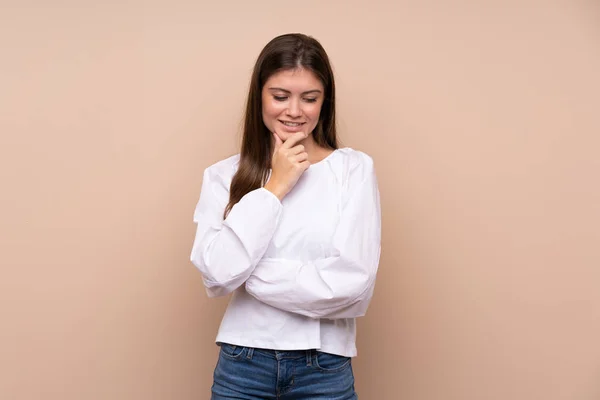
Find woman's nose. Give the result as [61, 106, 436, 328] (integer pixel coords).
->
[286, 100, 302, 117]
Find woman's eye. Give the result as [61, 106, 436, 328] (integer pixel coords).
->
[274, 96, 287, 101]
[304, 98, 317, 103]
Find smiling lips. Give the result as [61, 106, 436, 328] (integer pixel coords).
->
[280, 120, 304, 126]
[279, 120, 306, 132]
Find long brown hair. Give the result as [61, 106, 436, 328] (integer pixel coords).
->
[224, 33, 338, 218]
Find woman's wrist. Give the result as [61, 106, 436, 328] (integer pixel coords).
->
[264, 180, 286, 201]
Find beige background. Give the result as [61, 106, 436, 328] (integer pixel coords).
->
[1, 1, 599, 399]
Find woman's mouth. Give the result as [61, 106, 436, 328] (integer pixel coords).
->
[279, 120, 305, 127]
[279, 120, 306, 132]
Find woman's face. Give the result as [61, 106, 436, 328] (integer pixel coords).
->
[261, 68, 325, 143]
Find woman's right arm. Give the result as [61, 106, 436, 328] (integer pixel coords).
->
[190, 165, 283, 297]
[191, 132, 309, 297]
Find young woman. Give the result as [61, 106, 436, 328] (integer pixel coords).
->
[190, 33, 381, 400]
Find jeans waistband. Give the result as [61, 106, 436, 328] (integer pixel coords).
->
[252, 347, 316, 360]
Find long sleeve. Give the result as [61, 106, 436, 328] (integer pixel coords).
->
[245, 154, 382, 319]
[190, 160, 283, 297]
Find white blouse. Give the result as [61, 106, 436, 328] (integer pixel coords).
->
[190, 147, 381, 357]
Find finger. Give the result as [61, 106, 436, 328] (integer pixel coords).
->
[294, 152, 309, 163]
[273, 132, 283, 151]
[289, 144, 305, 155]
[299, 160, 311, 170]
[281, 132, 307, 149]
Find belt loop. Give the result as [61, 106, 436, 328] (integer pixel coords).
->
[306, 350, 312, 366]
[246, 347, 254, 360]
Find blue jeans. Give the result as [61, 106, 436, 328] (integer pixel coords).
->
[211, 343, 358, 399]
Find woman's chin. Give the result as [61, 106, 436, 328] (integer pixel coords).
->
[278, 131, 311, 143]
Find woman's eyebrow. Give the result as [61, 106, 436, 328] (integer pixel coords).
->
[268, 87, 322, 95]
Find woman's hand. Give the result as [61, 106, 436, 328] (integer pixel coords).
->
[264, 132, 310, 201]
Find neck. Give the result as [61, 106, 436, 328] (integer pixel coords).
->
[300, 135, 333, 164]
[300, 135, 318, 160]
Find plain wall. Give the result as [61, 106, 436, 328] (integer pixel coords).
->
[1, 1, 599, 399]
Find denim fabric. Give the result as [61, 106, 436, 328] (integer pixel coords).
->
[211, 343, 358, 399]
